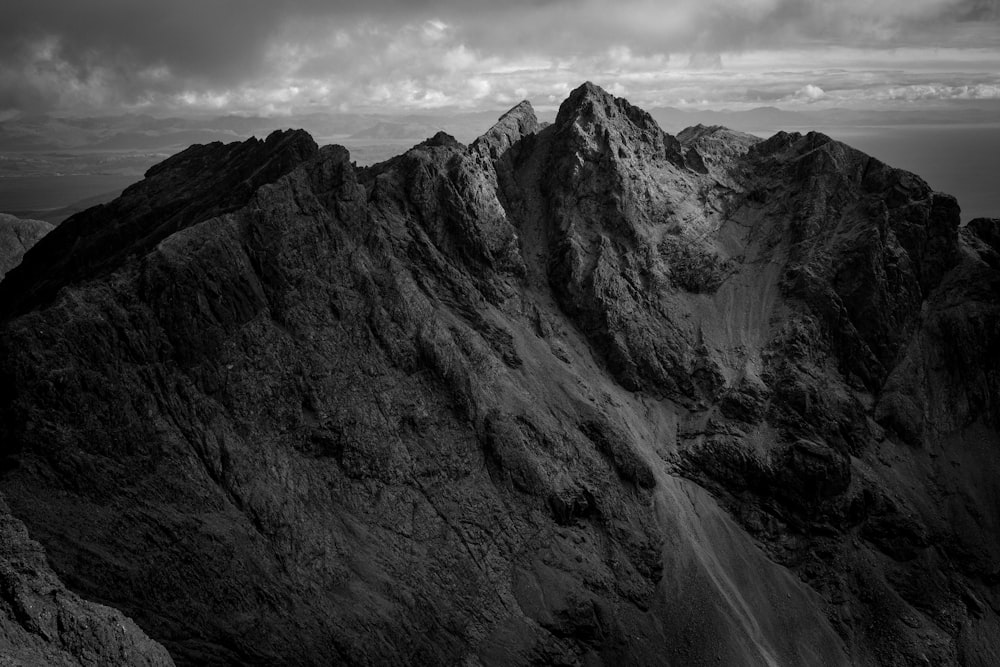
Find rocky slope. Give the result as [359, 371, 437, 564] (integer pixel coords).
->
[0, 82, 997, 665]
[0, 497, 174, 666]
[0, 214, 53, 281]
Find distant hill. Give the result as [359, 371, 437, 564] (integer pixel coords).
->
[8, 189, 124, 224]
[348, 120, 444, 140]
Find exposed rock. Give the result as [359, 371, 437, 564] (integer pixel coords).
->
[472, 100, 540, 160]
[0, 82, 998, 666]
[0, 496, 173, 666]
[0, 214, 53, 280]
[968, 217, 1000, 252]
[965, 218, 1000, 269]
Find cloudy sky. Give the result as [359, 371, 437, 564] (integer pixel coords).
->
[1, 0, 999, 117]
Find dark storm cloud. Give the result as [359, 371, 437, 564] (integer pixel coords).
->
[0, 0, 997, 114]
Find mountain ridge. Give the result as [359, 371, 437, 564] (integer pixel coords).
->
[0, 81, 998, 665]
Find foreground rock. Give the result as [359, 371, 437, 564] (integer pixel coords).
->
[0, 83, 997, 665]
[0, 496, 174, 666]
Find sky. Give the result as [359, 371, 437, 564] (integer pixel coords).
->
[1, 0, 999, 118]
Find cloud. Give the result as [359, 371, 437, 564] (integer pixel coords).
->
[878, 82, 1000, 101]
[0, 0, 997, 115]
[794, 84, 826, 101]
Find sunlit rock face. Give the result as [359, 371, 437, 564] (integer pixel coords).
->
[0, 82, 998, 666]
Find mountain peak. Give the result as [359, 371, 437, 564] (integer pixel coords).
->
[548, 81, 685, 173]
[554, 81, 663, 140]
[472, 100, 539, 158]
[418, 130, 463, 150]
[498, 99, 535, 123]
[568, 80, 613, 103]
[556, 81, 615, 123]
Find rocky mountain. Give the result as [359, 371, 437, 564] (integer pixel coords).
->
[0, 214, 54, 281]
[0, 82, 998, 666]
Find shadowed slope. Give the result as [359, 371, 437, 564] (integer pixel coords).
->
[0, 129, 318, 320]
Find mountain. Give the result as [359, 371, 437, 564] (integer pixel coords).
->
[0, 82, 998, 665]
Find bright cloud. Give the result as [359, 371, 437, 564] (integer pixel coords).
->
[794, 84, 827, 101]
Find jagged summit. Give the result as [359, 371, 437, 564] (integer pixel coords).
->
[472, 99, 539, 158]
[555, 81, 622, 128]
[677, 123, 730, 144]
[555, 81, 662, 136]
[499, 98, 535, 122]
[411, 130, 464, 151]
[0, 84, 997, 666]
[674, 123, 761, 178]
[559, 80, 616, 115]
[545, 81, 688, 178]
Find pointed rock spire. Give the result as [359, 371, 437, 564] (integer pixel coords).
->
[472, 100, 540, 159]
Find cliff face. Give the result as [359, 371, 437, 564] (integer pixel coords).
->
[0, 82, 998, 666]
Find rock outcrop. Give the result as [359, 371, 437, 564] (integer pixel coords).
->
[0, 496, 174, 666]
[0, 214, 53, 281]
[0, 83, 998, 666]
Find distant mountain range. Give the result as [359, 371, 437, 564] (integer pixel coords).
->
[4, 103, 1000, 153]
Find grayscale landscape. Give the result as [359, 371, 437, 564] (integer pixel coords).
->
[0, 2, 998, 666]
